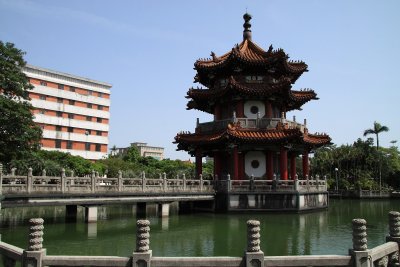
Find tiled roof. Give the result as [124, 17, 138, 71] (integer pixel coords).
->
[194, 39, 308, 74]
[175, 123, 331, 148]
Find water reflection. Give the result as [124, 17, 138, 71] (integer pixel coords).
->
[0, 199, 398, 257]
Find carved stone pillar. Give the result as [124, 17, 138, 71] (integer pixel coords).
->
[245, 220, 264, 267]
[133, 220, 152, 267]
[22, 218, 46, 267]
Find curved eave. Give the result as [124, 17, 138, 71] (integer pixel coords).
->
[187, 76, 291, 102]
[303, 133, 332, 147]
[286, 90, 318, 111]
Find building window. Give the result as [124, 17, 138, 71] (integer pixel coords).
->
[85, 129, 91, 135]
[70, 86, 75, 92]
[39, 95, 46, 100]
[56, 125, 62, 131]
[68, 114, 74, 119]
[56, 111, 62, 117]
[68, 127, 73, 133]
[69, 100, 75, 105]
[66, 141, 73, 149]
[98, 105, 103, 110]
[40, 81, 47, 86]
[58, 84, 64, 90]
[55, 139, 62, 149]
[57, 98, 63, 103]
[98, 92, 103, 98]
[95, 144, 101, 152]
[85, 143, 91, 151]
[87, 90, 92, 96]
[86, 116, 92, 121]
[96, 131, 102, 136]
[97, 117, 102, 123]
[87, 103, 92, 108]
[39, 110, 46, 115]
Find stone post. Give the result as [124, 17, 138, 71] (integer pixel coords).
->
[182, 173, 186, 191]
[27, 167, 33, 194]
[61, 168, 66, 193]
[91, 170, 96, 193]
[133, 220, 152, 267]
[350, 219, 370, 267]
[245, 220, 264, 267]
[70, 170, 75, 186]
[199, 174, 203, 192]
[163, 172, 167, 192]
[386, 211, 400, 267]
[250, 175, 255, 191]
[386, 211, 400, 242]
[22, 218, 46, 267]
[11, 167, 16, 176]
[118, 170, 123, 192]
[41, 169, 46, 177]
[227, 173, 231, 192]
[142, 171, 146, 192]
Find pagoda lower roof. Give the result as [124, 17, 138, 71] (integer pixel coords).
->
[186, 76, 318, 113]
[175, 123, 331, 151]
[194, 39, 307, 83]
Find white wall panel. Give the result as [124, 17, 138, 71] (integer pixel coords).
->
[31, 85, 110, 106]
[32, 99, 110, 119]
[42, 130, 108, 144]
[34, 114, 109, 131]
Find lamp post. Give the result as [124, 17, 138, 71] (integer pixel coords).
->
[334, 168, 339, 192]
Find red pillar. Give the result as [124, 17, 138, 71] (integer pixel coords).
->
[302, 151, 309, 179]
[195, 149, 202, 179]
[280, 147, 288, 180]
[214, 152, 221, 180]
[290, 153, 296, 180]
[265, 101, 273, 118]
[238, 152, 244, 180]
[233, 146, 239, 180]
[214, 105, 221, 120]
[236, 101, 244, 118]
[266, 151, 274, 180]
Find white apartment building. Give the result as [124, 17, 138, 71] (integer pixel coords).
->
[23, 64, 111, 160]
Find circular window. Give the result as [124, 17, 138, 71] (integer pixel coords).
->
[250, 106, 259, 114]
[251, 160, 260, 169]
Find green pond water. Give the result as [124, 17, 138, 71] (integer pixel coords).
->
[0, 199, 398, 257]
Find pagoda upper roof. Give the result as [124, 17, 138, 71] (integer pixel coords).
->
[175, 123, 331, 151]
[186, 76, 318, 113]
[194, 39, 308, 86]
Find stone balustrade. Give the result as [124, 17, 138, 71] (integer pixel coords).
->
[0, 212, 399, 267]
[0, 171, 214, 195]
[216, 178, 327, 193]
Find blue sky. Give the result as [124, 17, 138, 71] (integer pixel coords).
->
[1, 0, 399, 160]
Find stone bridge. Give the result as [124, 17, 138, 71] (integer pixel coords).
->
[0, 167, 330, 220]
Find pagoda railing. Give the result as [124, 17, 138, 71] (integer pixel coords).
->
[215, 178, 327, 193]
[196, 117, 305, 133]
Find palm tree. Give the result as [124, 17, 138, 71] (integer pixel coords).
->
[363, 121, 389, 191]
[363, 121, 389, 150]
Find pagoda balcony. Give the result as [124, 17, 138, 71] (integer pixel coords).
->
[196, 117, 306, 133]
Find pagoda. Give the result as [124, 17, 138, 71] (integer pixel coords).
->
[175, 14, 331, 211]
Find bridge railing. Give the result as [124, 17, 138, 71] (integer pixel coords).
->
[0, 169, 214, 195]
[215, 177, 327, 193]
[1, 211, 399, 267]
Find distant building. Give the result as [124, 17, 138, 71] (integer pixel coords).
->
[111, 142, 165, 160]
[24, 64, 111, 160]
[132, 142, 164, 160]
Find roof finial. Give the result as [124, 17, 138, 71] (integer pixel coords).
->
[243, 12, 252, 41]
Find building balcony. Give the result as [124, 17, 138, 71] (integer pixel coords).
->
[196, 117, 306, 133]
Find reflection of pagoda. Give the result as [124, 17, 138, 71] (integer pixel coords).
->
[175, 13, 331, 183]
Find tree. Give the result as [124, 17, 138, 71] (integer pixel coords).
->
[363, 121, 389, 150]
[0, 41, 42, 165]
